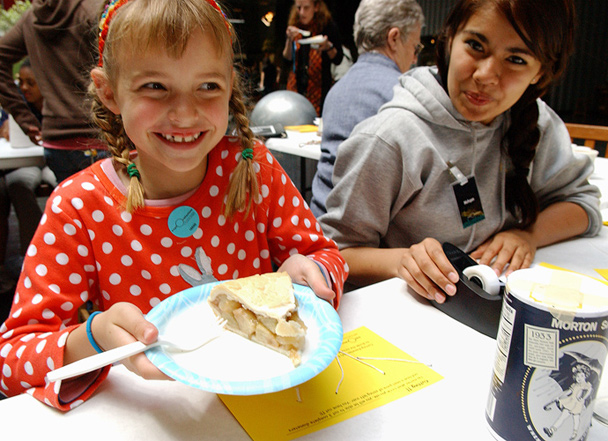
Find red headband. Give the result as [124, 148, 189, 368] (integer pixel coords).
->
[97, 0, 232, 67]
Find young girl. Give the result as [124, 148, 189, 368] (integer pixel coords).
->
[319, 0, 601, 301]
[0, 0, 347, 410]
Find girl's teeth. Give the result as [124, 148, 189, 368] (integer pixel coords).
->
[163, 133, 201, 143]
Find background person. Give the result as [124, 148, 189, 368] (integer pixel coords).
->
[282, 0, 343, 115]
[0, 0, 107, 184]
[319, 0, 601, 302]
[310, 0, 424, 217]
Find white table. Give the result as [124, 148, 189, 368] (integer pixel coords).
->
[0, 138, 44, 170]
[265, 129, 321, 161]
[1, 231, 607, 440]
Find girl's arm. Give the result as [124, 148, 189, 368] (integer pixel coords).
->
[471, 201, 589, 276]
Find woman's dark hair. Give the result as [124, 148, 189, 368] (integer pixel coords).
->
[436, 0, 575, 227]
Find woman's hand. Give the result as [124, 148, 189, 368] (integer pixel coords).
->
[285, 26, 302, 41]
[470, 229, 536, 277]
[278, 254, 336, 306]
[397, 238, 459, 303]
[73, 303, 172, 381]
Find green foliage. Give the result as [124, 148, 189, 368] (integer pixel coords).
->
[0, 1, 32, 34]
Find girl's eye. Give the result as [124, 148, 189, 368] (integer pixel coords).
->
[465, 39, 484, 52]
[200, 82, 220, 91]
[142, 83, 166, 91]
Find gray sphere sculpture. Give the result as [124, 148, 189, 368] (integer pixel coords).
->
[250, 90, 317, 127]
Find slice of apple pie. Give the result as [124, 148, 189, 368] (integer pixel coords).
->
[208, 272, 307, 366]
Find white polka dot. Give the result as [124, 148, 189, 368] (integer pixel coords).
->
[257, 223, 265, 233]
[73, 219, 82, 228]
[64, 224, 77, 236]
[81, 182, 95, 191]
[273, 218, 282, 228]
[131, 240, 142, 252]
[151, 254, 162, 265]
[102, 290, 110, 300]
[211, 236, 220, 247]
[130, 285, 142, 296]
[170, 265, 180, 276]
[40, 213, 47, 225]
[181, 247, 193, 258]
[112, 225, 123, 236]
[310, 234, 319, 242]
[54, 253, 68, 265]
[291, 215, 300, 226]
[161, 237, 173, 247]
[109, 273, 121, 285]
[260, 249, 269, 259]
[36, 264, 48, 276]
[253, 258, 260, 269]
[210, 185, 220, 196]
[49, 285, 60, 294]
[121, 212, 132, 222]
[141, 270, 151, 280]
[80, 291, 88, 302]
[27, 244, 37, 257]
[11, 308, 22, 319]
[61, 302, 73, 311]
[233, 223, 239, 233]
[261, 185, 270, 198]
[281, 174, 287, 184]
[78, 245, 89, 257]
[102, 242, 113, 254]
[84, 265, 95, 272]
[140, 224, 152, 235]
[3, 364, 11, 377]
[44, 233, 56, 245]
[24, 361, 34, 375]
[159, 284, 171, 295]
[193, 229, 203, 239]
[304, 218, 312, 228]
[238, 250, 246, 261]
[71, 198, 83, 210]
[278, 196, 285, 207]
[266, 152, 273, 163]
[292, 196, 301, 207]
[292, 234, 303, 241]
[202, 207, 212, 218]
[121, 255, 133, 266]
[218, 215, 226, 226]
[221, 149, 229, 159]
[41, 309, 54, 320]
[245, 230, 255, 241]
[104, 196, 114, 206]
[69, 273, 82, 284]
[24, 277, 32, 289]
[227, 243, 235, 254]
[92, 210, 104, 222]
[32, 294, 43, 305]
[218, 264, 228, 275]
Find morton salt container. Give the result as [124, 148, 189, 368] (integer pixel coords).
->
[486, 267, 608, 441]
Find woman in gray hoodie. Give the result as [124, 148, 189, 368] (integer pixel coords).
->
[320, 0, 601, 302]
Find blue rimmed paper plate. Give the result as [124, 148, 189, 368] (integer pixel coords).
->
[145, 281, 343, 395]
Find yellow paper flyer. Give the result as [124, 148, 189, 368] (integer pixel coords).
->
[219, 326, 442, 440]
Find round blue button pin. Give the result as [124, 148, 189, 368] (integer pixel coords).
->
[168, 206, 200, 238]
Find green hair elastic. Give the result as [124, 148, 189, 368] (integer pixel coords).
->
[241, 148, 254, 160]
[127, 163, 140, 179]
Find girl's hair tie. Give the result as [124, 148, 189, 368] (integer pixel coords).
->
[241, 148, 254, 160]
[127, 163, 141, 179]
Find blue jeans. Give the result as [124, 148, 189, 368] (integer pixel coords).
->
[44, 148, 109, 184]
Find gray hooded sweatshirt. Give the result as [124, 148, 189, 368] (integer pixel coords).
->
[319, 66, 602, 253]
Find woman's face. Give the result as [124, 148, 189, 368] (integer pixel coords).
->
[18, 66, 43, 109]
[446, 6, 543, 125]
[295, 0, 317, 26]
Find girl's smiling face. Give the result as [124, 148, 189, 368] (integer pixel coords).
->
[94, 30, 233, 198]
[447, 6, 543, 125]
[296, 0, 317, 26]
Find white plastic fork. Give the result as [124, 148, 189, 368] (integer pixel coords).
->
[46, 316, 227, 383]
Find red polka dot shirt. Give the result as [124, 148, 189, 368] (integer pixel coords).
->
[0, 137, 347, 409]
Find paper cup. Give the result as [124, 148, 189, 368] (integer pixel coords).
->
[486, 267, 608, 441]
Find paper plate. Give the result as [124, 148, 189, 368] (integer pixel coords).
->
[145, 281, 343, 395]
[298, 35, 325, 45]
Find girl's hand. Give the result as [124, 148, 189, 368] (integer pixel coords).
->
[318, 36, 332, 51]
[88, 303, 172, 381]
[397, 238, 459, 303]
[278, 254, 336, 306]
[470, 229, 536, 277]
[26, 125, 42, 144]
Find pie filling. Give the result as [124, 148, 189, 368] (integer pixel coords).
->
[209, 293, 307, 366]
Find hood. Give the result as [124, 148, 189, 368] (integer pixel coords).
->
[380, 66, 504, 134]
[31, 0, 84, 31]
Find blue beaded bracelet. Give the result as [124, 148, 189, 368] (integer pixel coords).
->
[86, 311, 104, 354]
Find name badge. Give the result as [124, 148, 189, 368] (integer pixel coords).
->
[452, 176, 485, 228]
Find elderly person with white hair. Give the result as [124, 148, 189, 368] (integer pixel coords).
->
[310, 0, 424, 217]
